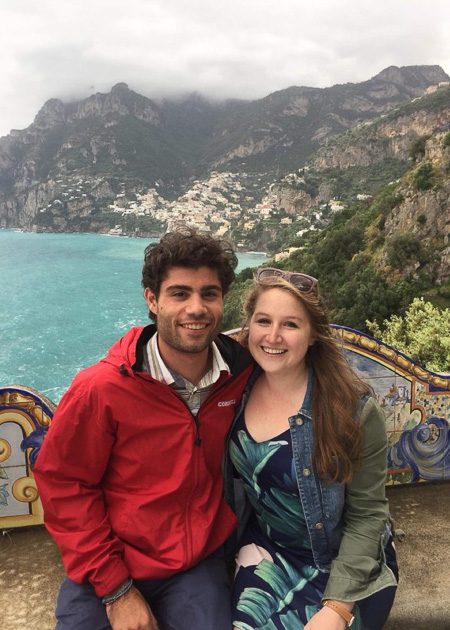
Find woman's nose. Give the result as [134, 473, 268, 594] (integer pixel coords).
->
[266, 325, 282, 344]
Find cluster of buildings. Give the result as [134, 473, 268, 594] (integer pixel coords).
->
[424, 81, 450, 94]
[107, 166, 360, 245]
[37, 166, 371, 250]
[39, 175, 92, 213]
[107, 171, 278, 237]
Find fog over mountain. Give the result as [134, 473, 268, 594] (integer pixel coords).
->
[0, 64, 448, 236]
[1, 0, 449, 137]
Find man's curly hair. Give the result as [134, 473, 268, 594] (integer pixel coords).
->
[142, 229, 238, 300]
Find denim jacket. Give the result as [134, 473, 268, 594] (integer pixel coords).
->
[224, 366, 397, 602]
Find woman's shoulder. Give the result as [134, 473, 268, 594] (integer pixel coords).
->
[359, 395, 384, 420]
[358, 395, 388, 449]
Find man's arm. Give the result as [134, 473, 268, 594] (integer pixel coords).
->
[33, 379, 130, 596]
[34, 378, 166, 629]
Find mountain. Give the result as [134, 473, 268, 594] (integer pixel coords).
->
[0, 65, 448, 231]
[271, 84, 450, 214]
[222, 127, 450, 332]
[200, 65, 448, 173]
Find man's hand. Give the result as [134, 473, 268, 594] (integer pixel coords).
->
[105, 585, 159, 630]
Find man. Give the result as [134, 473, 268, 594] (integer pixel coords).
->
[34, 230, 253, 630]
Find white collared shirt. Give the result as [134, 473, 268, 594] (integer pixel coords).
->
[144, 333, 230, 415]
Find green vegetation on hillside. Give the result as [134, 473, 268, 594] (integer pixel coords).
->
[223, 200, 417, 332]
[223, 164, 447, 334]
[413, 162, 435, 191]
[367, 298, 450, 372]
[305, 86, 450, 193]
[223, 121, 450, 335]
[409, 135, 431, 161]
[380, 85, 450, 123]
[277, 158, 407, 204]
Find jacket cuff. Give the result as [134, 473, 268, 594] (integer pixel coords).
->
[322, 560, 397, 602]
[90, 562, 131, 598]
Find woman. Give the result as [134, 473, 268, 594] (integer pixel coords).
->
[227, 268, 398, 630]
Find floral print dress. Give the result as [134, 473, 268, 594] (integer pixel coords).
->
[229, 411, 364, 630]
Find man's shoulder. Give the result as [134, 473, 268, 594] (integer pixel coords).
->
[67, 358, 118, 397]
[215, 333, 252, 372]
[71, 324, 156, 387]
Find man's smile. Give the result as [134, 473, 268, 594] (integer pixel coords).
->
[180, 323, 209, 330]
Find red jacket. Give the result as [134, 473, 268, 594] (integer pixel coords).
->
[33, 325, 253, 596]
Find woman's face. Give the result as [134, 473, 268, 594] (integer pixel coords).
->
[248, 287, 314, 377]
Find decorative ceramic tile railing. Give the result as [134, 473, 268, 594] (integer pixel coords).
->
[1, 326, 448, 528]
[0, 386, 55, 528]
[333, 326, 449, 485]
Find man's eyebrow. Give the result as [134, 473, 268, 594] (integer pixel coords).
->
[165, 284, 192, 291]
[164, 284, 222, 292]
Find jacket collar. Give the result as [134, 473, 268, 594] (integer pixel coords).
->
[132, 324, 252, 375]
[298, 366, 314, 420]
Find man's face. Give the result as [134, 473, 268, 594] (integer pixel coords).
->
[144, 266, 224, 358]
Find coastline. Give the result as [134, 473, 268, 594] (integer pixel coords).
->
[0, 227, 270, 256]
[0, 230, 268, 401]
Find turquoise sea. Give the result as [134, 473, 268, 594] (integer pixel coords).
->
[0, 230, 267, 403]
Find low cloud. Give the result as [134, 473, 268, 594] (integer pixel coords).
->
[0, 0, 448, 137]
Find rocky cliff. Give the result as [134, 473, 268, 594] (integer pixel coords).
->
[0, 66, 448, 231]
[308, 88, 449, 170]
[382, 132, 450, 284]
[270, 85, 450, 215]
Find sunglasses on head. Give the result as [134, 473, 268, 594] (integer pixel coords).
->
[256, 267, 318, 293]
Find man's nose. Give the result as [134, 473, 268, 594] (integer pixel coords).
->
[185, 294, 208, 316]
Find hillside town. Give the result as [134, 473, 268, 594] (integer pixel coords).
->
[108, 171, 254, 236]
[100, 169, 353, 250]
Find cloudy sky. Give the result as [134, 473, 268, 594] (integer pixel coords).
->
[1, 0, 449, 137]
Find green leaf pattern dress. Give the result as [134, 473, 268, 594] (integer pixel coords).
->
[230, 413, 363, 630]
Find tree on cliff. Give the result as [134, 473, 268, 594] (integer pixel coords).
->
[367, 298, 450, 373]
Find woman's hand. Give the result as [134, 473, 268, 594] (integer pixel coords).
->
[304, 605, 349, 629]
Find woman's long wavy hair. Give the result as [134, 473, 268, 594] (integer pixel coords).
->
[240, 277, 371, 484]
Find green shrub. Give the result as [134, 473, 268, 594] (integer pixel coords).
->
[409, 135, 430, 161]
[413, 163, 434, 191]
[222, 278, 254, 331]
[417, 214, 427, 225]
[367, 183, 403, 222]
[330, 266, 417, 331]
[367, 298, 450, 372]
[386, 234, 421, 268]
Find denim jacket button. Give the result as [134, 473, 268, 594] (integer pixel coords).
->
[295, 418, 304, 426]
[315, 522, 324, 530]
[303, 468, 311, 477]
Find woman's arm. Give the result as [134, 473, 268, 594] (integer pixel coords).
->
[322, 397, 397, 602]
